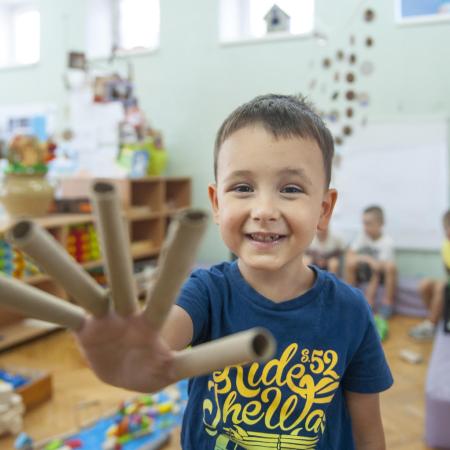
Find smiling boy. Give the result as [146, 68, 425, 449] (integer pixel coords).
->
[175, 94, 393, 449]
[78, 94, 393, 449]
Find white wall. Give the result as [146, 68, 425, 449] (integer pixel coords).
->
[0, 0, 449, 276]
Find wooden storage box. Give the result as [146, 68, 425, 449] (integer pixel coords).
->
[2, 367, 52, 411]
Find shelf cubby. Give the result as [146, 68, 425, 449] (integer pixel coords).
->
[165, 178, 191, 212]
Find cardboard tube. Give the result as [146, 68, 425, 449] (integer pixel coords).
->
[171, 328, 276, 380]
[143, 209, 208, 329]
[7, 220, 109, 317]
[0, 274, 85, 330]
[91, 181, 137, 317]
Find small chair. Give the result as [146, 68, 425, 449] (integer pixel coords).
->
[425, 323, 450, 448]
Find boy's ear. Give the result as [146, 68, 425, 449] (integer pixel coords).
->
[208, 183, 220, 224]
[317, 188, 338, 231]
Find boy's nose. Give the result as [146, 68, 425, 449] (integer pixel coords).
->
[250, 198, 281, 222]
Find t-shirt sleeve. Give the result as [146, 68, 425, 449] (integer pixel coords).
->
[341, 310, 393, 393]
[176, 271, 211, 345]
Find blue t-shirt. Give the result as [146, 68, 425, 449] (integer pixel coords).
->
[176, 262, 393, 450]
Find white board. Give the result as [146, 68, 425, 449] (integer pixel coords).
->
[331, 118, 448, 250]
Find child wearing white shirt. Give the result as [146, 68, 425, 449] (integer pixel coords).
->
[345, 205, 397, 319]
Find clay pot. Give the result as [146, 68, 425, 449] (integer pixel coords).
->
[0, 173, 54, 217]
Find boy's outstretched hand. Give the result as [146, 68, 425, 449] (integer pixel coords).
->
[76, 312, 177, 393]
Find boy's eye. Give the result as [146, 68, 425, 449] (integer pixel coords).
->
[233, 184, 253, 193]
[281, 185, 303, 194]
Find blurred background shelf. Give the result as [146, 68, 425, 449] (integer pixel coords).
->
[0, 176, 191, 351]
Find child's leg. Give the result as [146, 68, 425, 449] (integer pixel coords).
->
[382, 261, 397, 306]
[365, 271, 380, 307]
[327, 257, 340, 274]
[419, 278, 435, 309]
[429, 280, 445, 324]
[409, 278, 442, 340]
[344, 253, 359, 285]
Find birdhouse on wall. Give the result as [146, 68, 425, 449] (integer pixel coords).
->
[264, 4, 291, 33]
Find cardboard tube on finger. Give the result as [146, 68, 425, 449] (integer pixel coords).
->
[143, 209, 208, 329]
[91, 181, 137, 317]
[6, 220, 109, 317]
[0, 274, 85, 329]
[171, 327, 276, 380]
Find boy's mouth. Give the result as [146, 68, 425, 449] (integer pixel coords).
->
[246, 233, 285, 242]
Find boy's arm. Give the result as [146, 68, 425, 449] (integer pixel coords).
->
[345, 391, 386, 450]
[161, 305, 194, 350]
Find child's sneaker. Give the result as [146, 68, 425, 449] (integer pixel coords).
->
[408, 320, 435, 341]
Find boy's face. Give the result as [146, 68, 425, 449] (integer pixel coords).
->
[363, 212, 383, 239]
[208, 125, 336, 275]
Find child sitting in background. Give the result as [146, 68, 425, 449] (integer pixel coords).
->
[409, 209, 450, 340]
[304, 227, 344, 274]
[345, 205, 397, 319]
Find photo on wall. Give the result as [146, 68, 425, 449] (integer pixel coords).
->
[396, 0, 450, 24]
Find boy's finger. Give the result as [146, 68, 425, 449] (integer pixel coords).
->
[0, 273, 85, 330]
[91, 181, 138, 317]
[143, 209, 208, 330]
[6, 220, 109, 317]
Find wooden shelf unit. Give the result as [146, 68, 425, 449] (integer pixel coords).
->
[0, 176, 191, 350]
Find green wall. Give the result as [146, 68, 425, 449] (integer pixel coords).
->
[0, 0, 449, 277]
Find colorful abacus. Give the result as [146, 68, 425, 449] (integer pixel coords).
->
[0, 239, 41, 279]
[66, 224, 101, 264]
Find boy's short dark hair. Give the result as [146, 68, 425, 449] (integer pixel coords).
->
[443, 209, 450, 228]
[363, 205, 384, 224]
[214, 94, 335, 186]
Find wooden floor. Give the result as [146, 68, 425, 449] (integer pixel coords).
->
[380, 316, 434, 450]
[0, 315, 435, 449]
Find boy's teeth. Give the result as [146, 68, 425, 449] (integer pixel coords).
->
[251, 233, 280, 242]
